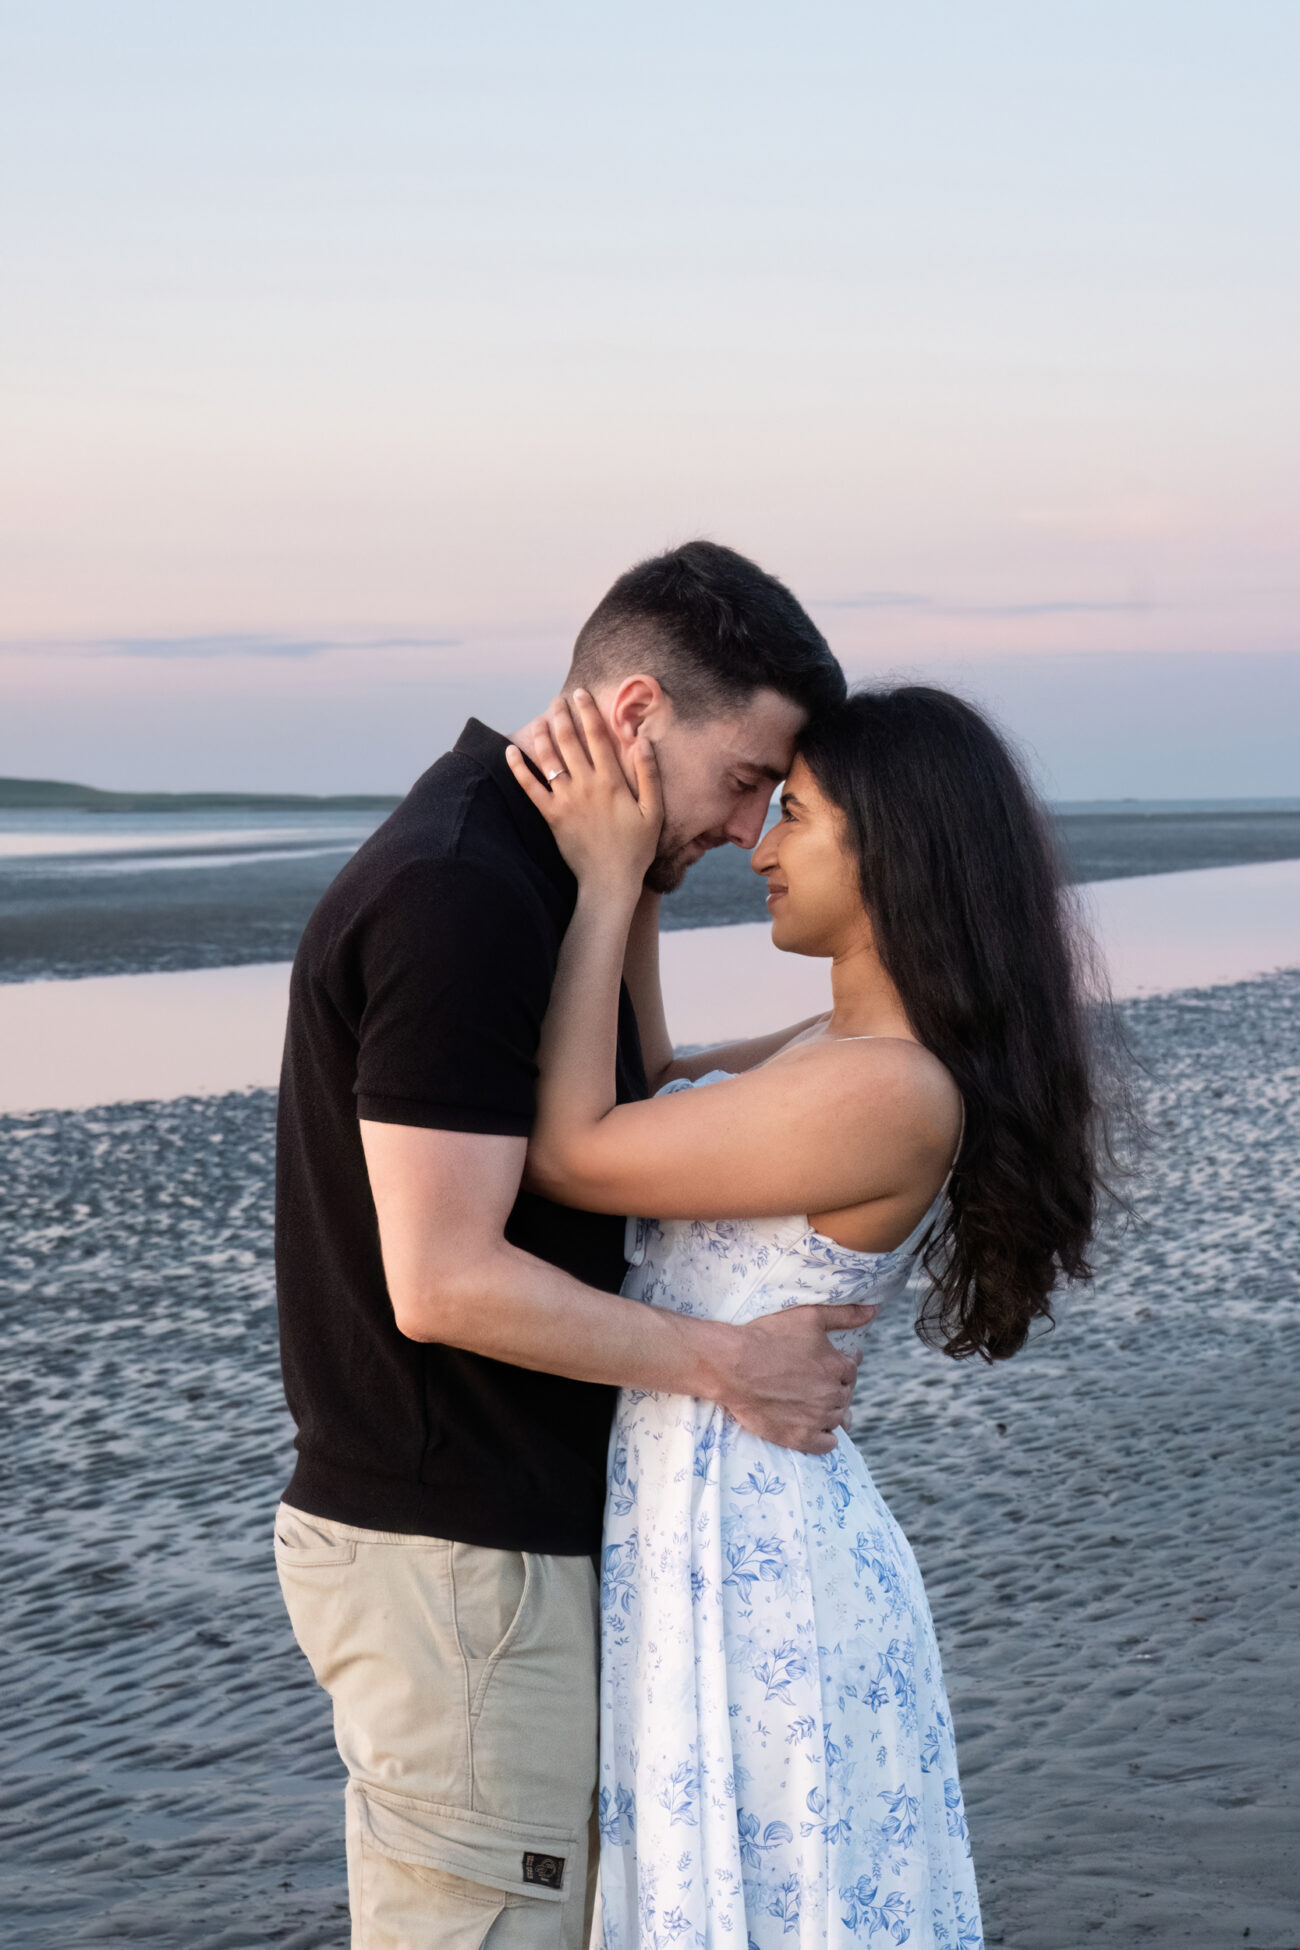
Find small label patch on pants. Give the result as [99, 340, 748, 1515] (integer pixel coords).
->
[522, 1851, 565, 1890]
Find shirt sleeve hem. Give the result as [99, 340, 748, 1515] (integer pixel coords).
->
[355, 1093, 534, 1137]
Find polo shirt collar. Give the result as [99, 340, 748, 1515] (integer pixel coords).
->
[453, 717, 576, 892]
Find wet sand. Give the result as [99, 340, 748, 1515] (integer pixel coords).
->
[0, 973, 1297, 1946]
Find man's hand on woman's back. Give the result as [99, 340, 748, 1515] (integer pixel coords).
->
[706, 1302, 876, 1454]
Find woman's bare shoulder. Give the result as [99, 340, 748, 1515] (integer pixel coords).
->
[760, 1034, 961, 1154]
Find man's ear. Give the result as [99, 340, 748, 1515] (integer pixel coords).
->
[606, 674, 667, 751]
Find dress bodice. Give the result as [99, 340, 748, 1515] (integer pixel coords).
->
[620, 1068, 946, 1345]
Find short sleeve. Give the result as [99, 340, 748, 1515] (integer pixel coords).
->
[350, 858, 556, 1135]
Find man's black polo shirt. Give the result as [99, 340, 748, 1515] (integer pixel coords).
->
[275, 719, 648, 1553]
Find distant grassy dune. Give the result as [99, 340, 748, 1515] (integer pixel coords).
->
[0, 776, 402, 814]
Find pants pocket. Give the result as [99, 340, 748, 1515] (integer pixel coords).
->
[450, 1543, 531, 1718]
[348, 1783, 572, 1948]
[354, 1861, 508, 1950]
[273, 1503, 358, 1568]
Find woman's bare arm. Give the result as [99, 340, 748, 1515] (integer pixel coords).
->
[528, 860, 955, 1229]
[667, 1013, 831, 1083]
[509, 695, 959, 1237]
[619, 877, 822, 1092]
[621, 888, 675, 1090]
[531, 1008, 958, 1232]
[621, 885, 828, 1089]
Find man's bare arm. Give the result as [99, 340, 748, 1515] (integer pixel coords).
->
[360, 1119, 873, 1455]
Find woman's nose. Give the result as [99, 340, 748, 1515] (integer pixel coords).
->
[750, 829, 776, 873]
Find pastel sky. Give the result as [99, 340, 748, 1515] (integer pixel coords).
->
[2, 2, 1297, 795]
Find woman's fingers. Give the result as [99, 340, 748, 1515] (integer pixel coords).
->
[531, 718, 565, 784]
[508, 695, 659, 870]
[546, 697, 589, 777]
[504, 744, 547, 809]
[570, 689, 622, 778]
[630, 732, 663, 823]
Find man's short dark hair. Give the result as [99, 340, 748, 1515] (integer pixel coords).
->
[567, 540, 845, 722]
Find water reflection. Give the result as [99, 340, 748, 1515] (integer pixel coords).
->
[1, 859, 1297, 1115]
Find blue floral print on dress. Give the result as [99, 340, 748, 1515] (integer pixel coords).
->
[596, 1071, 981, 1949]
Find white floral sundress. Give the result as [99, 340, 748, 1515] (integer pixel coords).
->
[596, 1069, 982, 1950]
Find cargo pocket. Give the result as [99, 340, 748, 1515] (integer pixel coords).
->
[360, 1861, 509, 1950]
[348, 1786, 576, 1918]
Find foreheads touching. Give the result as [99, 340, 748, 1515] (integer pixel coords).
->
[560, 540, 844, 889]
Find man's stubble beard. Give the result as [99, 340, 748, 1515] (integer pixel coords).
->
[644, 849, 691, 896]
[643, 832, 726, 896]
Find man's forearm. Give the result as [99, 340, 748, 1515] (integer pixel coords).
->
[398, 1236, 735, 1399]
[362, 1120, 869, 1452]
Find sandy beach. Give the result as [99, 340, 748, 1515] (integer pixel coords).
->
[1, 968, 1297, 1946]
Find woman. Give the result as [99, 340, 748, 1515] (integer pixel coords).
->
[506, 685, 1103, 1950]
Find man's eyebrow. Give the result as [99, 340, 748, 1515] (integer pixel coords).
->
[739, 762, 787, 783]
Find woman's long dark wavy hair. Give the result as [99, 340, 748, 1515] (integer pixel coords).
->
[799, 685, 1121, 1362]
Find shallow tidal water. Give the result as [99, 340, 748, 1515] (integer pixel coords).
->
[4, 805, 1300, 982]
[0, 975, 1297, 1947]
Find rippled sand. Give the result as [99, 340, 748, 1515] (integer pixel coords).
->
[1, 975, 1297, 1947]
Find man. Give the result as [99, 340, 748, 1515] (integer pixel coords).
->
[274, 540, 874, 1949]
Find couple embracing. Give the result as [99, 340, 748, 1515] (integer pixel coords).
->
[274, 542, 1102, 1949]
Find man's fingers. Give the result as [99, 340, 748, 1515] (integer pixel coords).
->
[820, 1303, 878, 1332]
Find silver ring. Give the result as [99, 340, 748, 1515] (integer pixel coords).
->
[546, 767, 565, 783]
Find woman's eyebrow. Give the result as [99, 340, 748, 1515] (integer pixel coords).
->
[779, 790, 805, 810]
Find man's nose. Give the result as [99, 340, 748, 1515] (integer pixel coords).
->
[726, 801, 771, 851]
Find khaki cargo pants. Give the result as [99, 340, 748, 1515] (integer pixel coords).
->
[274, 1503, 600, 1949]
